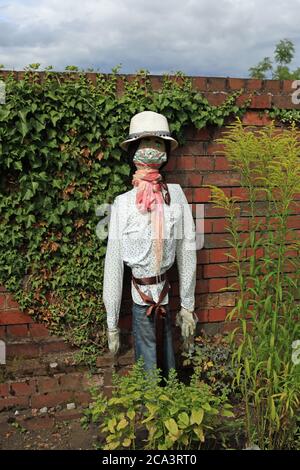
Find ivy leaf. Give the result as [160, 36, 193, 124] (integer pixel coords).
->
[17, 120, 29, 139]
[23, 189, 34, 200]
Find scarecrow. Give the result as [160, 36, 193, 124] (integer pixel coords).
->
[103, 111, 197, 377]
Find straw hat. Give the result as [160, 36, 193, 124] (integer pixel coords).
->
[120, 111, 178, 151]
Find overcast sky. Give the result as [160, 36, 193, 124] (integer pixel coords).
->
[0, 0, 300, 77]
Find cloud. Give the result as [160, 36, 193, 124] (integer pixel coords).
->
[0, 0, 299, 77]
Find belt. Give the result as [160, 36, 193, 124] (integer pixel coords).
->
[132, 271, 167, 285]
[132, 271, 171, 373]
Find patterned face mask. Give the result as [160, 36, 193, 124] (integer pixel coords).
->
[133, 137, 167, 165]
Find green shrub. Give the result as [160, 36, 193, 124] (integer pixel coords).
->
[82, 358, 237, 450]
[182, 331, 239, 398]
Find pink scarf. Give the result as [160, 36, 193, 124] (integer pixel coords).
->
[132, 163, 170, 274]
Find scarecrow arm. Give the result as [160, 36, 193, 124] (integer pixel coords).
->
[103, 196, 124, 332]
[175, 187, 197, 314]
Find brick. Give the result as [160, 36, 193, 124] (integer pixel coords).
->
[6, 295, 20, 309]
[194, 280, 208, 294]
[218, 292, 237, 307]
[197, 249, 209, 264]
[86, 72, 97, 86]
[203, 92, 228, 106]
[182, 187, 193, 202]
[195, 156, 214, 170]
[208, 308, 228, 322]
[208, 279, 227, 293]
[251, 94, 272, 109]
[245, 79, 263, 91]
[185, 127, 211, 141]
[235, 93, 252, 107]
[150, 75, 163, 91]
[207, 77, 227, 91]
[203, 219, 212, 234]
[198, 293, 219, 308]
[73, 391, 92, 405]
[272, 94, 300, 109]
[191, 77, 207, 91]
[215, 156, 230, 170]
[228, 78, 245, 90]
[242, 111, 272, 126]
[38, 376, 61, 393]
[81, 373, 104, 389]
[203, 172, 240, 187]
[186, 173, 203, 187]
[282, 79, 296, 93]
[10, 380, 36, 396]
[0, 294, 6, 310]
[29, 324, 50, 338]
[210, 248, 231, 263]
[231, 187, 249, 201]
[212, 218, 229, 233]
[0, 383, 9, 398]
[6, 324, 29, 338]
[5, 357, 47, 377]
[7, 342, 40, 358]
[177, 156, 195, 170]
[163, 157, 177, 171]
[40, 340, 72, 354]
[263, 80, 281, 93]
[196, 310, 209, 323]
[193, 187, 211, 203]
[204, 203, 227, 217]
[203, 264, 234, 278]
[179, 141, 206, 155]
[0, 396, 29, 411]
[59, 373, 82, 391]
[22, 416, 55, 430]
[31, 391, 73, 408]
[0, 309, 34, 325]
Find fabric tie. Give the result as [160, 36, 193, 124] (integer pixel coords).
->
[132, 274, 171, 372]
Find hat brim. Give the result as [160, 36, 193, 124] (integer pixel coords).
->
[120, 134, 178, 151]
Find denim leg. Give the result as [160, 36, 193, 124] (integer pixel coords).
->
[132, 301, 176, 377]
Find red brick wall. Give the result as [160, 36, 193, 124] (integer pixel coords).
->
[0, 72, 299, 426]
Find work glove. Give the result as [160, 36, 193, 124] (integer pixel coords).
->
[107, 327, 120, 355]
[176, 307, 198, 339]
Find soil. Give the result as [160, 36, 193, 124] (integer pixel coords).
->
[0, 418, 99, 450]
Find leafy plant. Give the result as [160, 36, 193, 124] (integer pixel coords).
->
[205, 117, 300, 449]
[182, 331, 239, 398]
[82, 358, 236, 450]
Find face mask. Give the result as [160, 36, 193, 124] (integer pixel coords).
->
[133, 137, 167, 165]
[133, 147, 167, 165]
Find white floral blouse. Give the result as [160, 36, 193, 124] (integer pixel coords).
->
[102, 183, 197, 331]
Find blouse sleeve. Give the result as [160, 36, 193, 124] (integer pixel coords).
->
[102, 196, 124, 331]
[175, 187, 197, 312]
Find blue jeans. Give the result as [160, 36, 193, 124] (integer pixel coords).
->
[132, 301, 176, 378]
